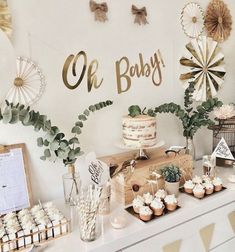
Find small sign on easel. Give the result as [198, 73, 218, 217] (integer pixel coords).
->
[212, 137, 235, 161]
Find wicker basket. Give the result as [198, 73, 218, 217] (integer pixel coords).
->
[209, 117, 235, 166]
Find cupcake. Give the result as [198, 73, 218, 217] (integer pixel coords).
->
[213, 177, 223, 191]
[183, 180, 195, 194]
[192, 176, 202, 184]
[164, 195, 178, 211]
[139, 206, 153, 221]
[143, 192, 154, 205]
[155, 189, 167, 200]
[193, 184, 205, 198]
[204, 182, 214, 195]
[132, 197, 145, 214]
[150, 198, 165, 216]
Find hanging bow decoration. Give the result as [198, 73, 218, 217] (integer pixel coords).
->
[90, 0, 108, 22]
[131, 5, 149, 25]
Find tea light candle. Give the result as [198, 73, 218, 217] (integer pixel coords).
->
[110, 215, 127, 229]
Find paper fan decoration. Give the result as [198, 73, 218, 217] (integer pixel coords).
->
[0, 0, 12, 38]
[5, 57, 46, 106]
[179, 36, 226, 101]
[181, 2, 204, 38]
[205, 0, 232, 42]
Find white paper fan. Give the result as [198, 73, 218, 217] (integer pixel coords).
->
[179, 36, 226, 101]
[5, 57, 46, 106]
[181, 2, 204, 38]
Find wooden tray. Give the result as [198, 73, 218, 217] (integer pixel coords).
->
[125, 205, 181, 223]
[179, 186, 227, 200]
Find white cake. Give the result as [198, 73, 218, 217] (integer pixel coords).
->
[122, 115, 157, 148]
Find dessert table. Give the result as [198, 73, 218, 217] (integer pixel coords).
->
[44, 162, 235, 252]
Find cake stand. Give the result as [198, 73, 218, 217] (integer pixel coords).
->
[116, 140, 165, 160]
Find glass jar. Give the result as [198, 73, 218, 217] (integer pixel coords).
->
[202, 155, 216, 177]
[62, 164, 81, 206]
[77, 184, 102, 242]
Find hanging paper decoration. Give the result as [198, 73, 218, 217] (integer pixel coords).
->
[89, 0, 108, 22]
[179, 36, 226, 101]
[0, 0, 12, 38]
[180, 2, 204, 38]
[131, 5, 148, 25]
[205, 0, 232, 42]
[5, 57, 46, 106]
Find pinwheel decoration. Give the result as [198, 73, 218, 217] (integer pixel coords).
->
[181, 2, 204, 38]
[4, 57, 46, 106]
[179, 36, 226, 101]
[205, 0, 232, 42]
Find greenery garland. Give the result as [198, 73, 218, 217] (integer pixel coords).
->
[128, 81, 223, 139]
[0, 100, 113, 166]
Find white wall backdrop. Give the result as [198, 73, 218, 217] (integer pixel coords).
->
[0, 0, 235, 202]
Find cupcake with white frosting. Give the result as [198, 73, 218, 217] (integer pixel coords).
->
[132, 197, 145, 214]
[155, 189, 167, 200]
[192, 176, 202, 184]
[193, 184, 205, 198]
[183, 180, 195, 194]
[143, 192, 154, 205]
[213, 177, 223, 191]
[139, 206, 153, 221]
[204, 182, 214, 195]
[150, 198, 165, 216]
[164, 194, 178, 211]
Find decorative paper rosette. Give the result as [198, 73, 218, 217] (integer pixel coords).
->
[0, 0, 12, 38]
[205, 0, 232, 42]
[179, 36, 226, 101]
[5, 57, 46, 106]
[180, 2, 204, 38]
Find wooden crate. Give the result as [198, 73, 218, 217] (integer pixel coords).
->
[100, 147, 193, 205]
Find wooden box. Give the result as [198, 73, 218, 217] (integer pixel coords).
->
[100, 148, 193, 205]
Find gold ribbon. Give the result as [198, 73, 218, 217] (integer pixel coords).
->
[90, 0, 108, 22]
[131, 5, 148, 25]
[0, 0, 12, 38]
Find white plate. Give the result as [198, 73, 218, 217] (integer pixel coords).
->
[116, 140, 165, 150]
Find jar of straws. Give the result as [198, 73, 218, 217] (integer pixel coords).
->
[77, 184, 103, 242]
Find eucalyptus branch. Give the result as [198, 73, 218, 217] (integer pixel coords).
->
[0, 100, 113, 166]
[153, 82, 223, 138]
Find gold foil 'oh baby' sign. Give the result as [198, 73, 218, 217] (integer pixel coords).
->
[62, 50, 165, 94]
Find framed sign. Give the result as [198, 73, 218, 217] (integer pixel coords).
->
[0, 143, 33, 214]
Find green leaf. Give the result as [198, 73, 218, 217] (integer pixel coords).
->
[75, 121, 83, 127]
[78, 114, 87, 121]
[68, 149, 75, 160]
[60, 140, 69, 150]
[44, 149, 51, 158]
[37, 137, 44, 147]
[50, 140, 60, 151]
[74, 147, 81, 155]
[83, 109, 90, 116]
[2, 107, 12, 124]
[9, 108, 19, 124]
[40, 156, 46, 161]
[128, 105, 141, 117]
[88, 105, 96, 112]
[71, 126, 81, 134]
[69, 137, 79, 145]
[43, 139, 50, 146]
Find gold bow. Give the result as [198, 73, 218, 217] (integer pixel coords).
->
[0, 0, 12, 38]
[90, 0, 108, 22]
[131, 5, 148, 25]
